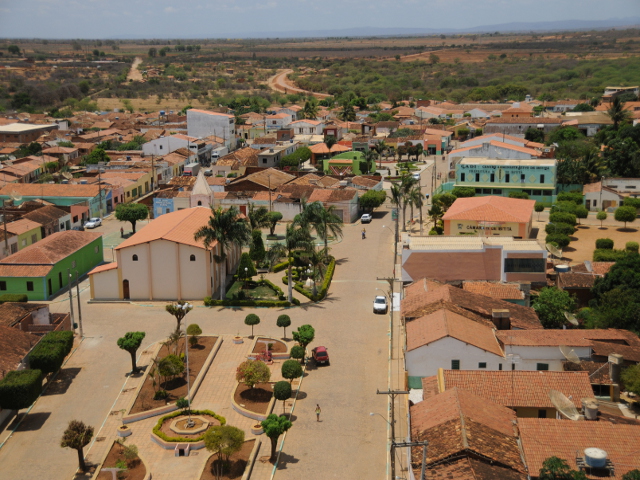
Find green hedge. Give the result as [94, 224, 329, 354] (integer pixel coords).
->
[593, 249, 628, 262]
[0, 294, 28, 303]
[272, 260, 291, 273]
[153, 409, 226, 443]
[204, 297, 292, 308]
[29, 342, 66, 375]
[40, 331, 74, 357]
[293, 258, 337, 302]
[0, 369, 43, 410]
[545, 233, 571, 248]
[260, 279, 284, 296]
[595, 238, 614, 250]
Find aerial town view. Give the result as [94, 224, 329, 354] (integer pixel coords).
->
[1, 2, 640, 479]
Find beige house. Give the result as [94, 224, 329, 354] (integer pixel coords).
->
[89, 207, 240, 301]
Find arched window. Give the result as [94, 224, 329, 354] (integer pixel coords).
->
[197, 201, 202, 206]
[190, 254, 196, 261]
[132, 254, 138, 261]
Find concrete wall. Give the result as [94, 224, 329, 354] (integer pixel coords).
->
[505, 345, 591, 371]
[90, 268, 120, 300]
[187, 110, 235, 148]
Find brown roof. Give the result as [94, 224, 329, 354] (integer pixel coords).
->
[22, 205, 69, 225]
[590, 340, 640, 363]
[496, 329, 640, 347]
[115, 207, 214, 251]
[485, 117, 562, 124]
[440, 370, 593, 409]
[4, 218, 42, 236]
[406, 308, 503, 356]
[218, 147, 258, 167]
[425, 457, 527, 480]
[442, 196, 535, 223]
[0, 183, 100, 198]
[88, 262, 117, 275]
[0, 231, 101, 277]
[462, 282, 524, 300]
[519, 418, 640, 479]
[0, 325, 40, 376]
[230, 168, 295, 190]
[0, 302, 49, 328]
[402, 282, 542, 330]
[350, 176, 381, 188]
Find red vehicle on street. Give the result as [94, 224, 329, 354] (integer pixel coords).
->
[312, 346, 329, 365]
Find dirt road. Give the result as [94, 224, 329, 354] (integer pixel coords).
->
[268, 69, 330, 99]
[127, 56, 144, 82]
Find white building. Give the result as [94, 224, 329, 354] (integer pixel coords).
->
[583, 178, 640, 211]
[187, 109, 236, 149]
[288, 120, 324, 135]
[89, 207, 240, 301]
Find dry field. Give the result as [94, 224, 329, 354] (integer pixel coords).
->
[96, 95, 210, 112]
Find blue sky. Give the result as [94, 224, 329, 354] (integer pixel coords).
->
[0, 0, 638, 38]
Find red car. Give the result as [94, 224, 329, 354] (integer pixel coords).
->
[312, 346, 329, 365]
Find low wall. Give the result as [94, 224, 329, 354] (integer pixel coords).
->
[241, 439, 262, 480]
[150, 433, 206, 451]
[231, 383, 276, 422]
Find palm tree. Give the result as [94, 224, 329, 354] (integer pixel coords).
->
[338, 101, 356, 122]
[248, 203, 271, 230]
[304, 201, 344, 260]
[302, 247, 328, 297]
[399, 175, 418, 232]
[374, 140, 387, 169]
[607, 97, 631, 129]
[303, 98, 319, 120]
[363, 149, 378, 174]
[194, 206, 252, 299]
[408, 187, 425, 235]
[268, 224, 313, 302]
[388, 182, 402, 242]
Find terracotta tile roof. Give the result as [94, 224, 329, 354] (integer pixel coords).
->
[252, 137, 277, 145]
[287, 174, 324, 186]
[276, 184, 316, 199]
[590, 340, 640, 363]
[449, 140, 541, 157]
[442, 196, 535, 223]
[461, 133, 528, 146]
[0, 302, 49, 328]
[563, 360, 612, 385]
[317, 176, 340, 187]
[230, 168, 295, 190]
[168, 176, 197, 188]
[0, 183, 100, 198]
[462, 282, 524, 300]
[0, 325, 40, 376]
[425, 457, 527, 480]
[4, 218, 42, 236]
[22, 205, 69, 225]
[486, 117, 562, 124]
[218, 147, 258, 167]
[519, 418, 640, 479]
[88, 262, 117, 275]
[115, 207, 214, 251]
[404, 278, 445, 297]
[402, 282, 542, 329]
[406, 308, 503, 356]
[573, 261, 615, 276]
[206, 177, 226, 186]
[350, 176, 381, 188]
[440, 370, 593, 409]
[496, 329, 640, 347]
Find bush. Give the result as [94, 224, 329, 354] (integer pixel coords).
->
[593, 249, 628, 262]
[0, 369, 43, 410]
[0, 293, 28, 303]
[272, 260, 291, 273]
[290, 345, 305, 363]
[596, 238, 614, 250]
[551, 201, 578, 215]
[204, 297, 292, 308]
[615, 206, 637, 227]
[40, 331, 74, 357]
[237, 252, 257, 279]
[545, 233, 571, 248]
[29, 342, 66, 374]
[281, 359, 303, 382]
[152, 409, 226, 443]
[557, 191, 583, 205]
[623, 197, 640, 209]
[451, 187, 475, 198]
[544, 222, 575, 236]
[549, 211, 577, 226]
[626, 242, 639, 253]
[508, 191, 529, 199]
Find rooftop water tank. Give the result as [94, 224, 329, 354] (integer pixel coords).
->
[555, 264, 570, 273]
[584, 448, 607, 468]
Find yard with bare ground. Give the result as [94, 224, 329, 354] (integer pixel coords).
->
[556, 225, 640, 264]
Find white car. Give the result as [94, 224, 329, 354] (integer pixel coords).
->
[373, 295, 388, 314]
[83, 217, 102, 229]
[361, 213, 372, 224]
[412, 172, 421, 181]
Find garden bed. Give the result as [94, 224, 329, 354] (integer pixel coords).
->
[226, 280, 280, 301]
[97, 441, 146, 480]
[130, 336, 217, 414]
[234, 383, 273, 415]
[157, 413, 222, 440]
[252, 338, 287, 354]
[199, 439, 256, 480]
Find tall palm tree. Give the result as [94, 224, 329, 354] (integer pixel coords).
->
[374, 140, 387, 169]
[408, 186, 425, 235]
[303, 98, 319, 120]
[363, 149, 378, 174]
[194, 206, 251, 300]
[607, 97, 631, 130]
[302, 247, 327, 297]
[304, 201, 344, 260]
[248, 203, 271, 230]
[388, 182, 402, 242]
[399, 175, 418, 232]
[338, 101, 356, 122]
[268, 223, 313, 302]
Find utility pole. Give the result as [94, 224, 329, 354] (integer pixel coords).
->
[98, 167, 103, 218]
[151, 154, 155, 192]
[2, 199, 8, 256]
[391, 440, 428, 480]
[377, 389, 409, 480]
[268, 174, 272, 212]
[75, 270, 83, 338]
[67, 268, 75, 331]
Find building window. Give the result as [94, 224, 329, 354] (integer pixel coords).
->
[490, 173, 495, 183]
[197, 201, 202, 206]
[132, 254, 138, 261]
[521, 174, 526, 183]
[504, 258, 545, 273]
[27, 281, 34, 291]
[451, 360, 460, 370]
[159, 145, 163, 150]
[166, 209, 171, 214]
[475, 173, 480, 182]
[512, 363, 516, 370]
[10, 243, 17, 254]
[532, 190, 542, 196]
[537, 363, 549, 371]
[32, 234, 38, 243]
[22, 239, 26, 247]
[505, 174, 510, 183]
[499, 364, 503, 371]
[0, 281, 6, 291]
[461, 173, 466, 182]
[482, 188, 492, 194]
[478, 362, 487, 369]
[492, 189, 502, 195]
[538, 409, 547, 418]
[190, 254, 196, 261]
[540, 174, 545, 183]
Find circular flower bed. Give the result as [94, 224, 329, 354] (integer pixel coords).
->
[152, 409, 226, 443]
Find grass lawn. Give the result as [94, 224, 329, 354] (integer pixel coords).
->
[226, 280, 280, 300]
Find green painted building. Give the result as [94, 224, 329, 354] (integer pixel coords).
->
[323, 151, 377, 176]
[0, 230, 104, 300]
[0, 183, 107, 218]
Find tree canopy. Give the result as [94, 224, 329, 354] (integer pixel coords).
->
[117, 331, 146, 374]
[532, 287, 576, 329]
[115, 203, 148, 234]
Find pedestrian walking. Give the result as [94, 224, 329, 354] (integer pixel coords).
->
[315, 404, 321, 422]
[120, 227, 124, 238]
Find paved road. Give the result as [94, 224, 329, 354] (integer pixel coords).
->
[0, 215, 392, 480]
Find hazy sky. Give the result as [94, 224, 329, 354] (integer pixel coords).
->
[0, 0, 638, 38]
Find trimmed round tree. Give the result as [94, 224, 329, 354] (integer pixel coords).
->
[549, 211, 577, 226]
[597, 210, 607, 229]
[117, 331, 146, 374]
[281, 359, 303, 384]
[236, 359, 270, 389]
[276, 314, 291, 339]
[244, 314, 260, 338]
[615, 206, 637, 229]
[115, 202, 148, 234]
[290, 345, 305, 365]
[534, 202, 544, 220]
[575, 205, 589, 225]
[273, 380, 292, 414]
[261, 414, 292, 461]
[545, 233, 570, 248]
[292, 324, 315, 351]
[204, 425, 245, 465]
[60, 420, 94, 473]
[186, 324, 202, 347]
[595, 238, 614, 250]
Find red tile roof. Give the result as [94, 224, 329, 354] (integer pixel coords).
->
[462, 282, 524, 300]
[440, 370, 593, 409]
[0, 325, 40, 376]
[496, 329, 640, 347]
[442, 196, 535, 223]
[406, 308, 503, 356]
[4, 218, 42, 236]
[519, 418, 640, 479]
[88, 262, 118, 275]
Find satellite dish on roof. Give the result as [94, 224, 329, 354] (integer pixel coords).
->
[564, 312, 579, 326]
[546, 243, 563, 260]
[560, 345, 581, 364]
[4, 160, 13, 166]
[549, 389, 581, 420]
[10, 191, 22, 202]
[61, 172, 73, 180]
[585, 261, 593, 273]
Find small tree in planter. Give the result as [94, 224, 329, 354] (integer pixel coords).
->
[237, 252, 257, 287]
[117, 331, 146, 374]
[273, 381, 292, 414]
[157, 354, 185, 388]
[244, 314, 260, 338]
[267, 211, 283, 238]
[60, 420, 94, 473]
[534, 202, 544, 221]
[597, 210, 607, 229]
[236, 359, 271, 389]
[281, 359, 303, 383]
[204, 425, 245, 474]
[276, 314, 291, 339]
[290, 345, 305, 365]
[261, 414, 292, 461]
[186, 324, 202, 347]
[292, 324, 315, 352]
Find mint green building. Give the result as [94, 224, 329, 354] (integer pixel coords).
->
[0, 230, 104, 300]
[323, 151, 377, 176]
[455, 158, 557, 203]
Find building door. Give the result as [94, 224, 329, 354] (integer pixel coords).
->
[239, 205, 247, 215]
[59, 272, 63, 289]
[586, 199, 591, 210]
[123, 280, 130, 299]
[48, 278, 52, 297]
